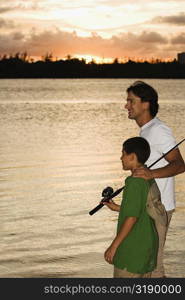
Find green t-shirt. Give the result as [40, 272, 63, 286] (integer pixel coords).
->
[113, 176, 158, 274]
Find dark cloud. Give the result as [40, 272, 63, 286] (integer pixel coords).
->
[0, 4, 24, 14]
[171, 33, 185, 44]
[0, 6, 14, 13]
[0, 17, 15, 28]
[0, 32, 25, 53]
[0, 1, 45, 14]
[23, 29, 168, 58]
[153, 13, 185, 25]
[12, 32, 24, 40]
[110, 31, 168, 58]
[0, 18, 7, 27]
[138, 31, 168, 43]
[0, 28, 178, 60]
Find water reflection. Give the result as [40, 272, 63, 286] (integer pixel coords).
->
[0, 79, 184, 277]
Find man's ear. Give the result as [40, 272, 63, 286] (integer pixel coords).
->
[142, 101, 150, 111]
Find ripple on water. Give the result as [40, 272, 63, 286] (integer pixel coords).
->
[0, 79, 185, 277]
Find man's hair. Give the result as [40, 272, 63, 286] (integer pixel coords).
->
[123, 136, 150, 164]
[127, 81, 159, 117]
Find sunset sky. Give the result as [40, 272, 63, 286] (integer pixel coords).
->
[0, 0, 185, 62]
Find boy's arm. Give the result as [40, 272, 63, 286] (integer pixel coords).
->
[104, 216, 137, 264]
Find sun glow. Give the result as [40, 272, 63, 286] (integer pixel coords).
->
[74, 54, 113, 64]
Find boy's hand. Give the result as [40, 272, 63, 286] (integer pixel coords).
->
[101, 200, 120, 211]
[104, 245, 117, 264]
[132, 167, 154, 180]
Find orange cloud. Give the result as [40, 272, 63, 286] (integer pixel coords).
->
[0, 28, 178, 60]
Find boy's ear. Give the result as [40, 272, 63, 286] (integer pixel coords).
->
[130, 153, 136, 161]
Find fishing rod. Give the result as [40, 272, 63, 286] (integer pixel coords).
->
[89, 138, 185, 216]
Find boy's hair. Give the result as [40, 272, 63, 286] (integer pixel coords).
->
[123, 137, 150, 164]
[127, 81, 159, 117]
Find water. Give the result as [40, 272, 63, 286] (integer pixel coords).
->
[0, 78, 184, 278]
[0, 78, 185, 103]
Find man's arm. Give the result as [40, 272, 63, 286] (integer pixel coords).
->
[104, 216, 137, 264]
[133, 148, 185, 180]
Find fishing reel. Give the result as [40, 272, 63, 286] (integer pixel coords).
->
[102, 186, 114, 200]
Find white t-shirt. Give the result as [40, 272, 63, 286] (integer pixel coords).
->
[140, 117, 176, 211]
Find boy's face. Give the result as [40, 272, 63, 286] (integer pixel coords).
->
[120, 149, 133, 170]
[125, 91, 149, 120]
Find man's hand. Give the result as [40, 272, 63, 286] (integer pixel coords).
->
[132, 167, 154, 180]
[133, 149, 185, 180]
[104, 245, 117, 264]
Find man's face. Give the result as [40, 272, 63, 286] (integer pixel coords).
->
[125, 91, 148, 120]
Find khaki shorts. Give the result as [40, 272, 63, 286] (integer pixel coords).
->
[151, 209, 175, 277]
[114, 267, 152, 278]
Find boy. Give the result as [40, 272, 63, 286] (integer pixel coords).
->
[103, 137, 159, 278]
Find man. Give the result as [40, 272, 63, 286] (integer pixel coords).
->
[125, 81, 185, 277]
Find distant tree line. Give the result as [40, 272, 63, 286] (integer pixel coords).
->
[0, 52, 185, 78]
